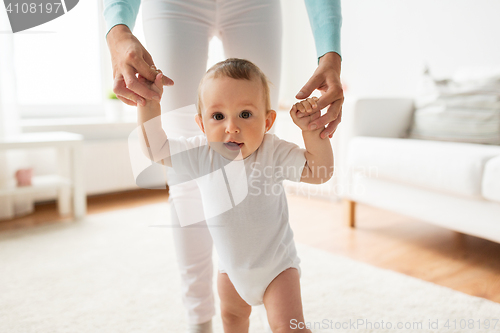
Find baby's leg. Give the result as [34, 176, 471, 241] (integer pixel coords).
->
[263, 268, 311, 333]
[217, 272, 252, 333]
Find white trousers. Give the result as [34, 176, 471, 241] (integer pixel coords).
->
[142, 0, 282, 324]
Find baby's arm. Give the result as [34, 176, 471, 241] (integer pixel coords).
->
[290, 97, 334, 184]
[137, 71, 172, 167]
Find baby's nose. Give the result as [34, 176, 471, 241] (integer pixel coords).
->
[225, 119, 240, 133]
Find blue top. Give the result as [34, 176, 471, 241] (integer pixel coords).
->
[103, 0, 341, 60]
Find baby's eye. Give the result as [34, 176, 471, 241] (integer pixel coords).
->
[239, 111, 251, 119]
[212, 113, 224, 120]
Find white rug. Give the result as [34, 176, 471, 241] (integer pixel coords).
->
[1, 203, 499, 333]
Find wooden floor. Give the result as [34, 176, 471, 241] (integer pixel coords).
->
[2, 189, 499, 304]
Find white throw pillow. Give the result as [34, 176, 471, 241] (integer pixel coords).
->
[409, 68, 500, 145]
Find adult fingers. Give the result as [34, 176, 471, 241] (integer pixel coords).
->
[113, 72, 145, 106]
[310, 109, 321, 122]
[137, 73, 148, 84]
[295, 73, 323, 99]
[117, 95, 137, 107]
[137, 54, 174, 87]
[315, 84, 342, 112]
[135, 51, 159, 82]
[122, 66, 160, 102]
[307, 98, 342, 134]
[323, 109, 342, 139]
[161, 74, 175, 86]
[121, 49, 160, 100]
[153, 67, 174, 86]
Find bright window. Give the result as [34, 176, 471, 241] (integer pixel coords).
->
[11, 0, 103, 118]
[6, 0, 230, 119]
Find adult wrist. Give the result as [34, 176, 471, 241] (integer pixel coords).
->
[319, 51, 341, 63]
[106, 24, 132, 44]
[319, 52, 341, 74]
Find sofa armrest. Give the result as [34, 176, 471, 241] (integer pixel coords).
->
[336, 98, 415, 197]
[348, 98, 415, 138]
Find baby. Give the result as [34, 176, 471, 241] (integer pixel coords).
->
[136, 58, 333, 333]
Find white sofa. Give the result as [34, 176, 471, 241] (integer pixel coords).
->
[340, 98, 500, 244]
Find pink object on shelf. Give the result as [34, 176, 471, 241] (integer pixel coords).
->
[15, 168, 33, 187]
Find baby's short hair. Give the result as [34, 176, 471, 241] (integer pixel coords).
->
[197, 58, 272, 116]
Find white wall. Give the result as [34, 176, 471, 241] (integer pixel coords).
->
[340, 0, 500, 97]
[280, 0, 500, 99]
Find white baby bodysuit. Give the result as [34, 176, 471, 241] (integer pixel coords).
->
[168, 133, 307, 306]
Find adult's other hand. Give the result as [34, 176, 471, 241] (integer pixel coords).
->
[296, 52, 343, 139]
[106, 24, 174, 106]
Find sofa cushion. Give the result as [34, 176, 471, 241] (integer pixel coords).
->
[482, 156, 500, 203]
[409, 67, 500, 144]
[409, 104, 500, 144]
[347, 137, 500, 199]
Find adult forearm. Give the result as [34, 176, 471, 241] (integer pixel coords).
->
[103, 0, 141, 37]
[304, 0, 342, 61]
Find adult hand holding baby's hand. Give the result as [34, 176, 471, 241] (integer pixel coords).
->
[137, 66, 164, 103]
[295, 52, 343, 139]
[290, 97, 321, 132]
[106, 24, 174, 107]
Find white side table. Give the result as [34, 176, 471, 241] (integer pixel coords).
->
[0, 131, 86, 220]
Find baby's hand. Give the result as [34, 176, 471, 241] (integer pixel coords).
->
[137, 66, 164, 101]
[290, 97, 322, 131]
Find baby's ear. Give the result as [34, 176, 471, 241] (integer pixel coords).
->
[265, 110, 277, 132]
[195, 114, 205, 133]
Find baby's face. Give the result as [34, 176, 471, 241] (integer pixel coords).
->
[196, 76, 275, 159]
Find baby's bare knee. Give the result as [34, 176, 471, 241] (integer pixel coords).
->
[220, 305, 251, 325]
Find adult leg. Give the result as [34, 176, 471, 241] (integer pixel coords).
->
[218, 0, 282, 112]
[218, 272, 252, 333]
[142, 0, 216, 326]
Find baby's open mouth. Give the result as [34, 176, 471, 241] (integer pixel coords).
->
[224, 141, 243, 150]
